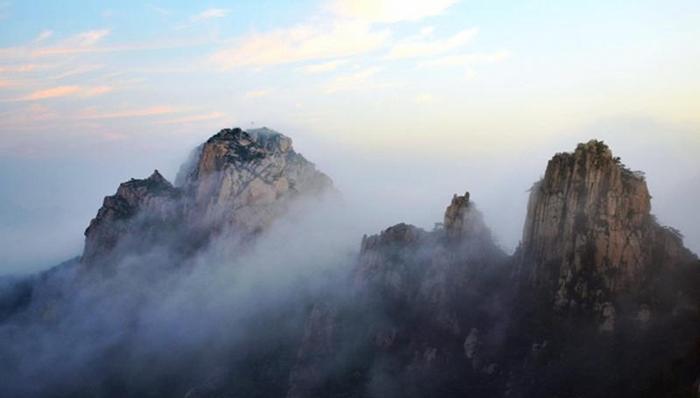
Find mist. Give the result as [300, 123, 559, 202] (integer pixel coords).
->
[0, 190, 375, 396]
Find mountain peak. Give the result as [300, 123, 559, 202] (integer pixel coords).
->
[82, 126, 333, 265]
[519, 140, 694, 317]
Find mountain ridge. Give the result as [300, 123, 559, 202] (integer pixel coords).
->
[0, 129, 697, 398]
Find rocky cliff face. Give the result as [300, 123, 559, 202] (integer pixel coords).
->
[82, 127, 333, 265]
[82, 170, 181, 264]
[288, 140, 700, 398]
[181, 127, 332, 235]
[517, 140, 696, 319]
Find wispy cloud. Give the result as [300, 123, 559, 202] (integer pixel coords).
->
[176, 7, 230, 29]
[191, 8, 229, 22]
[75, 29, 110, 46]
[0, 28, 204, 61]
[49, 64, 104, 80]
[328, 0, 458, 23]
[19, 85, 112, 101]
[211, 21, 389, 69]
[146, 4, 171, 16]
[0, 104, 61, 131]
[301, 59, 347, 74]
[386, 27, 478, 59]
[25, 86, 78, 100]
[34, 30, 54, 42]
[0, 64, 53, 73]
[31, 29, 110, 57]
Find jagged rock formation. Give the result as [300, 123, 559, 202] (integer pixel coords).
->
[1, 134, 698, 398]
[289, 141, 700, 398]
[288, 193, 511, 398]
[82, 170, 181, 264]
[82, 127, 332, 265]
[517, 140, 697, 322]
[181, 127, 332, 235]
[505, 141, 700, 398]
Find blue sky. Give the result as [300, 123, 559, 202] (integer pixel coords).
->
[1, 0, 699, 273]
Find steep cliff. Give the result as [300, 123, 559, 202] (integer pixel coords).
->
[517, 140, 696, 320]
[503, 141, 700, 397]
[288, 140, 700, 398]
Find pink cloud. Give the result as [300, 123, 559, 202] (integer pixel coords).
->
[20, 85, 113, 101]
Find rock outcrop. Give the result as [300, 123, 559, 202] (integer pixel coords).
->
[517, 140, 696, 316]
[82, 170, 181, 264]
[288, 193, 510, 398]
[82, 127, 333, 265]
[181, 127, 332, 235]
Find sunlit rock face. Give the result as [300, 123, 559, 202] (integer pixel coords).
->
[82, 127, 333, 265]
[180, 127, 333, 235]
[517, 140, 696, 314]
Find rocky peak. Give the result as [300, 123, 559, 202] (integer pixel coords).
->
[115, 170, 176, 201]
[443, 192, 493, 244]
[192, 127, 294, 178]
[248, 127, 293, 153]
[82, 170, 180, 264]
[518, 139, 695, 313]
[182, 127, 333, 233]
[360, 223, 427, 253]
[82, 127, 333, 265]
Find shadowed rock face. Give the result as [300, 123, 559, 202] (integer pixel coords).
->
[82, 127, 333, 265]
[288, 193, 511, 398]
[82, 170, 180, 264]
[517, 140, 696, 314]
[288, 141, 700, 398]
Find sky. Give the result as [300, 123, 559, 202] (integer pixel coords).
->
[0, 0, 699, 274]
